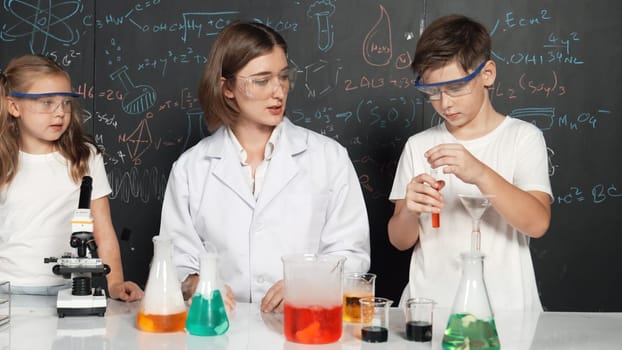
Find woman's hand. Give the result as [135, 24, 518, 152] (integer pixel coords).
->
[223, 284, 237, 314]
[261, 280, 285, 313]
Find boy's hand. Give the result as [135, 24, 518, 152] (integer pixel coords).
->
[425, 143, 486, 185]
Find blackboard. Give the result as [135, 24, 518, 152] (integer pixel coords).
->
[1, 0, 620, 312]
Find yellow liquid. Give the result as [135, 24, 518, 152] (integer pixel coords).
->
[343, 293, 373, 323]
[136, 310, 187, 332]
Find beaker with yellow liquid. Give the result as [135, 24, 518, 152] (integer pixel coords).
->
[342, 272, 376, 323]
[136, 236, 187, 332]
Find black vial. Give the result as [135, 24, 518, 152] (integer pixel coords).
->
[405, 321, 432, 342]
[361, 326, 388, 343]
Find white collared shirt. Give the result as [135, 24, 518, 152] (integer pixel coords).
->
[161, 118, 370, 303]
[226, 124, 282, 199]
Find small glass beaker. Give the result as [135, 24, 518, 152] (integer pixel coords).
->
[282, 254, 346, 344]
[342, 272, 376, 323]
[359, 297, 393, 343]
[0, 281, 9, 328]
[404, 298, 435, 342]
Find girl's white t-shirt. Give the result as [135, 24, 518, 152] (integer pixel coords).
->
[0, 148, 111, 287]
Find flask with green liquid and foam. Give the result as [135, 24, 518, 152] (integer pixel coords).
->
[442, 252, 500, 349]
[185, 252, 229, 336]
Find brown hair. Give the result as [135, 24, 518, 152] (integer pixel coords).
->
[198, 21, 288, 131]
[0, 54, 96, 189]
[411, 14, 491, 78]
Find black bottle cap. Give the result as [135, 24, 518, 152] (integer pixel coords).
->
[361, 325, 388, 343]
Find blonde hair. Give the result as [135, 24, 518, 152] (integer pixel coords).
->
[0, 54, 96, 189]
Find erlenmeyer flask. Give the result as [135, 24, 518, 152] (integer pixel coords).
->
[442, 252, 500, 349]
[185, 252, 229, 336]
[136, 236, 187, 332]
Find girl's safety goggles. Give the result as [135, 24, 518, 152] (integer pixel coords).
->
[9, 91, 80, 114]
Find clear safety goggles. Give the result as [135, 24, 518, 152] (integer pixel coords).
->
[414, 61, 486, 100]
[235, 67, 296, 99]
[9, 91, 80, 114]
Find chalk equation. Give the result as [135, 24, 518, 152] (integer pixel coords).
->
[555, 183, 622, 205]
[490, 8, 584, 65]
[509, 107, 611, 132]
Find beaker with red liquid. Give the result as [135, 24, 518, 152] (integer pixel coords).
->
[282, 254, 346, 344]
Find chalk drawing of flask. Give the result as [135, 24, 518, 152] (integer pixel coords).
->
[110, 65, 156, 115]
[183, 108, 208, 150]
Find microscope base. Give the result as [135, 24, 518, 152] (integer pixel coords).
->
[56, 288, 107, 318]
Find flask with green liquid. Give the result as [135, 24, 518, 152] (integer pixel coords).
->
[185, 252, 229, 336]
[442, 252, 500, 349]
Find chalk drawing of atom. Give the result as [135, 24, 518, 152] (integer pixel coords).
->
[1, 0, 82, 54]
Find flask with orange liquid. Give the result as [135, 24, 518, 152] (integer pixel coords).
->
[136, 236, 187, 332]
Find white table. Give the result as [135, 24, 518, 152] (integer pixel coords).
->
[1, 295, 621, 349]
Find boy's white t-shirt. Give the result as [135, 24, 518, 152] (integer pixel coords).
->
[389, 117, 552, 311]
[0, 148, 111, 287]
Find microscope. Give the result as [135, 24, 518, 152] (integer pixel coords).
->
[45, 176, 110, 317]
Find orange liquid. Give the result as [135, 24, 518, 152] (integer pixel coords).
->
[343, 293, 373, 323]
[136, 310, 187, 332]
[284, 304, 342, 344]
[432, 213, 440, 228]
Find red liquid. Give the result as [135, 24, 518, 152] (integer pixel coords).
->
[432, 213, 440, 228]
[284, 304, 342, 344]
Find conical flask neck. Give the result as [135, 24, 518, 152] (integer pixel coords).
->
[199, 253, 218, 278]
[460, 252, 484, 280]
[449, 251, 494, 318]
[153, 236, 172, 258]
[197, 253, 221, 296]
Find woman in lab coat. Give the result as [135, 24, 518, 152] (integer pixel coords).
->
[159, 21, 370, 313]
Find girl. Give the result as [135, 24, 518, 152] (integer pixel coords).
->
[0, 54, 143, 301]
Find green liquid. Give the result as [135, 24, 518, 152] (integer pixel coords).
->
[185, 289, 230, 336]
[442, 313, 500, 350]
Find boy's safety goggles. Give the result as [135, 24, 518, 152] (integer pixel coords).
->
[414, 61, 486, 100]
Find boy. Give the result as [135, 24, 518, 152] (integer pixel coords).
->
[388, 15, 552, 311]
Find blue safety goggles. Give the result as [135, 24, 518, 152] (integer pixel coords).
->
[9, 91, 81, 98]
[414, 61, 486, 100]
[8, 91, 81, 114]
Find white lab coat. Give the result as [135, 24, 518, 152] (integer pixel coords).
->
[159, 118, 370, 302]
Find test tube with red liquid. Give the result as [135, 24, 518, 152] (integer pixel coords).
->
[430, 168, 441, 228]
[432, 212, 440, 228]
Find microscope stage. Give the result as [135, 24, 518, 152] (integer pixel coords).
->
[56, 288, 107, 317]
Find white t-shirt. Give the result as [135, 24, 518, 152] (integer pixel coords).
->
[0, 148, 111, 287]
[389, 117, 552, 311]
